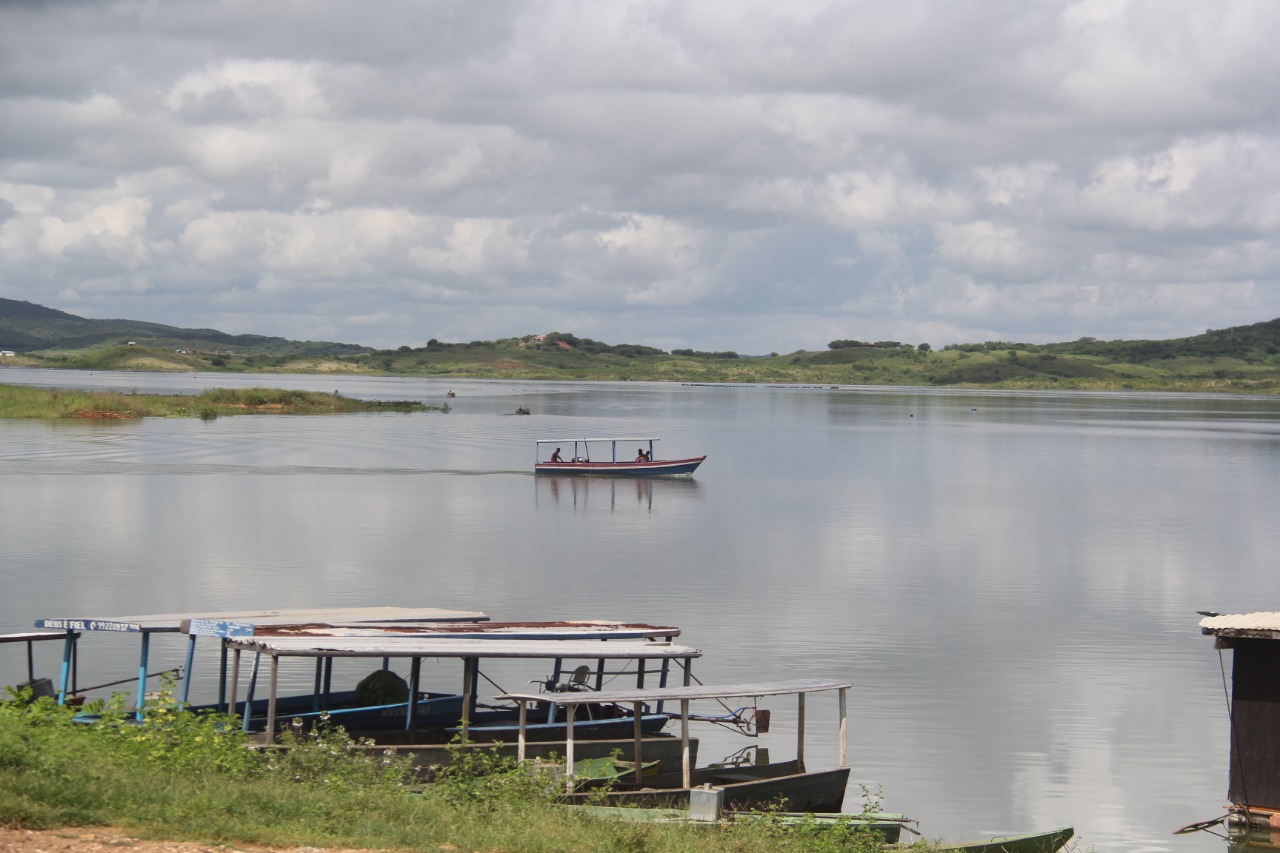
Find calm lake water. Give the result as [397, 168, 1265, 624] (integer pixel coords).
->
[3, 367, 1280, 851]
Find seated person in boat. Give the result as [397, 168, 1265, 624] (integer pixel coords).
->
[550, 447, 564, 463]
[635, 448, 649, 462]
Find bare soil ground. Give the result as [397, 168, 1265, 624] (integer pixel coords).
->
[0, 827, 422, 853]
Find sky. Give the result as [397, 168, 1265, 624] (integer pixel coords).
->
[2, 0, 1279, 355]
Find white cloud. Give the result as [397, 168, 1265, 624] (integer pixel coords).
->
[0, 0, 1278, 351]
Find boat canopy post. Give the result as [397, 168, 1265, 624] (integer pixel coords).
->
[839, 687, 848, 768]
[228, 647, 241, 715]
[218, 640, 229, 712]
[312, 659, 324, 712]
[406, 656, 423, 733]
[514, 699, 529, 761]
[459, 657, 476, 742]
[564, 703, 577, 789]
[265, 654, 279, 742]
[134, 632, 151, 720]
[241, 652, 261, 732]
[180, 634, 197, 705]
[632, 702, 644, 784]
[58, 630, 75, 704]
[680, 698, 692, 788]
[796, 692, 806, 770]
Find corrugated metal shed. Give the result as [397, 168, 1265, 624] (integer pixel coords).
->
[1200, 612, 1280, 639]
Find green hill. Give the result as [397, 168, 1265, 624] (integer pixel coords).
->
[0, 297, 370, 357]
[2, 297, 1279, 392]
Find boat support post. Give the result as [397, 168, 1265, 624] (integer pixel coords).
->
[134, 632, 150, 721]
[515, 699, 528, 762]
[406, 656, 422, 733]
[228, 648, 241, 717]
[632, 702, 644, 785]
[264, 654, 279, 743]
[796, 692, 805, 772]
[839, 686, 848, 768]
[57, 629, 75, 705]
[241, 652, 261, 732]
[218, 641, 229, 712]
[680, 698, 691, 789]
[564, 703, 577, 791]
[180, 634, 197, 706]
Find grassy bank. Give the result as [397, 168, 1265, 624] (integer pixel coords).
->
[0, 384, 432, 419]
[0, 691, 906, 853]
[12, 335, 1280, 394]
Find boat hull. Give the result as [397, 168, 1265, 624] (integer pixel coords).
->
[935, 826, 1074, 853]
[535, 456, 706, 477]
[562, 762, 851, 813]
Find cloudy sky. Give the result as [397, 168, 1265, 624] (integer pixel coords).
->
[2, 0, 1278, 354]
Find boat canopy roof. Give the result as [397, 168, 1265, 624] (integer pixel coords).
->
[35, 606, 489, 634]
[0, 631, 75, 644]
[497, 677, 851, 706]
[1200, 611, 1280, 640]
[239, 620, 681, 640]
[536, 437, 660, 446]
[224, 636, 701, 660]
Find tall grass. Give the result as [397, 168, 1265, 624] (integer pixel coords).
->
[0, 685, 902, 852]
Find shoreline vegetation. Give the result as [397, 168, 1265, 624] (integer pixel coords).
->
[1, 297, 1279, 395]
[0, 688, 915, 853]
[0, 385, 432, 420]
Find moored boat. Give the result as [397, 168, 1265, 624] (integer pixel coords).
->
[926, 825, 1074, 853]
[535, 437, 705, 476]
[500, 677, 852, 813]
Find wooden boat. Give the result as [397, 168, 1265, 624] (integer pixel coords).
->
[927, 825, 1074, 853]
[218, 632, 702, 746]
[568, 805, 915, 843]
[499, 678, 852, 813]
[535, 437, 705, 476]
[33, 606, 489, 713]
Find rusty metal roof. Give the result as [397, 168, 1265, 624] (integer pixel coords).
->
[224, 636, 701, 660]
[250, 620, 680, 640]
[1200, 612, 1280, 639]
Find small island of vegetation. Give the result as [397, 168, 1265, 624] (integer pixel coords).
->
[0, 385, 432, 420]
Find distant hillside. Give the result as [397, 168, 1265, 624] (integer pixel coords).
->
[0, 298, 371, 357]
[2, 297, 1278, 392]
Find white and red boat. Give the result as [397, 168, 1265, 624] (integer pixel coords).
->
[535, 438, 706, 477]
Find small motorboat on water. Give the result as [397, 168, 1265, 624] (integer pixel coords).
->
[535, 437, 706, 477]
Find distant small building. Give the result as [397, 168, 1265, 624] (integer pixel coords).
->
[126, 341, 137, 346]
[0, 350, 14, 357]
[1200, 612, 1280, 828]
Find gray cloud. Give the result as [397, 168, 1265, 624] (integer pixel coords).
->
[2, 0, 1278, 353]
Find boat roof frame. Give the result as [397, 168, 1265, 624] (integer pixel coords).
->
[496, 677, 852, 789]
[536, 437, 661, 446]
[223, 636, 702, 743]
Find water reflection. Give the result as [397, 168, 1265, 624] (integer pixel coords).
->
[3, 371, 1280, 850]
[535, 475, 703, 513]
